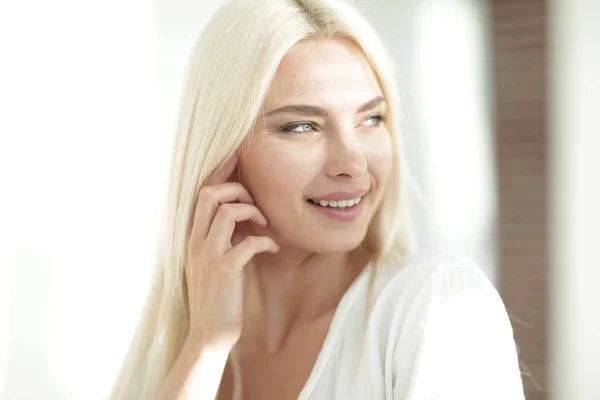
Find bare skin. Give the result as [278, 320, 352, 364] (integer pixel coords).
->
[159, 38, 392, 400]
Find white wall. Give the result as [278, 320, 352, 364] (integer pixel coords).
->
[1, 0, 162, 398]
[548, 0, 600, 398]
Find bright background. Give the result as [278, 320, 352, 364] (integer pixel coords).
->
[0, 0, 597, 399]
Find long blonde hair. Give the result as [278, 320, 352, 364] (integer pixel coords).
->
[109, 0, 415, 398]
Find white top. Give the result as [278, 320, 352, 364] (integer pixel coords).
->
[297, 250, 526, 400]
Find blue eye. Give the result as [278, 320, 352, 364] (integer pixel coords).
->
[280, 115, 384, 134]
[283, 122, 315, 134]
[363, 115, 385, 127]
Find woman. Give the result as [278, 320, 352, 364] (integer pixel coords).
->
[110, 0, 525, 399]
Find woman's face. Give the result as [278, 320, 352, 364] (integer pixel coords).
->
[238, 39, 393, 253]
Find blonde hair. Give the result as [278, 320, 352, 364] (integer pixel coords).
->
[109, 0, 415, 398]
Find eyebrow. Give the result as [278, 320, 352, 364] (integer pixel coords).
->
[263, 95, 386, 118]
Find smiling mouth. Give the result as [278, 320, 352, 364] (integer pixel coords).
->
[306, 196, 363, 209]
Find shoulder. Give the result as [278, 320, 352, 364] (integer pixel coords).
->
[368, 249, 512, 349]
[369, 249, 495, 315]
[366, 250, 525, 399]
[362, 249, 497, 363]
[381, 249, 513, 341]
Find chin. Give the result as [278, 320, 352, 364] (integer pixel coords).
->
[303, 231, 367, 254]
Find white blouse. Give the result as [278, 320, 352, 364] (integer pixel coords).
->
[296, 250, 526, 400]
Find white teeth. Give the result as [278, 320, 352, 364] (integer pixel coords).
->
[309, 196, 363, 209]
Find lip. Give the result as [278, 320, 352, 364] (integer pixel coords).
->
[307, 189, 368, 202]
[307, 197, 365, 222]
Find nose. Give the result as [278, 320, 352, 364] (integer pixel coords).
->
[323, 130, 368, 180]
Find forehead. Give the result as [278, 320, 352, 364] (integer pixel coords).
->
[263, 39, 384, 111]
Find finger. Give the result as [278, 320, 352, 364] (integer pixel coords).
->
[190, 183, 255, 245]
[206, 154, 239, 186]
[221, 236, 279, 276]
[231, 224, 250, 247]
[205, 203, 268, 254]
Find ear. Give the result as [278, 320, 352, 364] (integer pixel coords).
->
[227, 149, 242, 183]
[228, 164, 240, 183]
[206, 152, 239, 186]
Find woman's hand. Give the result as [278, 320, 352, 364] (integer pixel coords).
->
[185, 155, 279, 346]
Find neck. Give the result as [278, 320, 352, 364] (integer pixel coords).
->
[240, 244, 369, 353]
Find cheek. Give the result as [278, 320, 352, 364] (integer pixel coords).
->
[240, 142, 317, 206]
[366, 132, 393, 188]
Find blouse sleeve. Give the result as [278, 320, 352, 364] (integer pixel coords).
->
[393, 257, 526, 400]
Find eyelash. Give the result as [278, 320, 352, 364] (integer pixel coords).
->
[281, 115, 386, 134]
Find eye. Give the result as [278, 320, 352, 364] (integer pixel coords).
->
[362, 115, 385, 127]
[282, 122, 316, 134]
